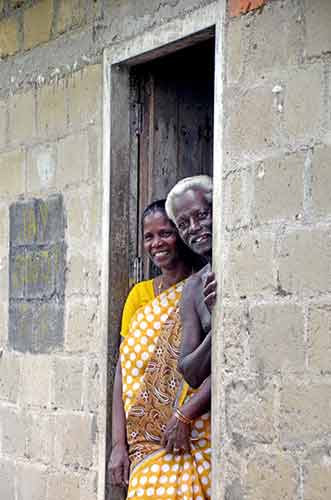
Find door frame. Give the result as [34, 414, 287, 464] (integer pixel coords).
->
[100, 2, 227, 499]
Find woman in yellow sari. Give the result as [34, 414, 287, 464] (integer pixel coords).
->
[109, 200, 211, 500]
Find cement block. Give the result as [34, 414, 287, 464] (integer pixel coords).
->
[86, 0, 103, 22]
[65, 299, 98, 353]
[10, 195, 65, 249]
[308, 306, 331, 374]
[54, 0, 85, 35]
[23, 0, 53, 50]
[312, 145, 331, 216]
[10, 199, 38, 246]
[281, 382, 331, 445]
[66, 253, 100, 296]
[9, 302, 33, 349]
[0, 149, 25, 197]
[9, 301, 64, 354]
[53, 414, 96, 467]
[10, 251, 36, 296]
[64, 190, 87, 242]
[20, 355, 52, 407]
[245, 453, 298, 500]
[250, 304, 305, 374]
[222, 306, 247, 374]
[0, 460, 15, 500]
[253, 152, 304, 223]
[67, 65, 102, 129]
[27, 143, 56, 193]
[57, 132, 88, 188]
[0, 16, 18, 58]
[53, 357, 84, 410]
[224, 169, 252, 230]
[36, 81, 67, 139]
[0, 407, 29, 457]
[284, 65, 323, 141]
[277, 229, 331, 295]
[0, 98, 8, 148]
[304, 462, 331, 500]
[225, 233, 274, 298]
[305, 0, 331, 57]
[16, 464, 47, 500]
[0, 351, 20, 402]
[28, 413, 54, 464]
[8, 90, 36, 145]
[36, 195, 65, 244]
[47, 473, 80, 500]
[226, 380, 276, 445]
[225, 84, 277, 156]
[248, 1, 303, 75]
[24, 244, 65, 299]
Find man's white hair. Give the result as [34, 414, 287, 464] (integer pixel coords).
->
[165, 175, 213, 224]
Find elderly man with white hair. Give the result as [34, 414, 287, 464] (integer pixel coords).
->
[166, 175, 216, 389]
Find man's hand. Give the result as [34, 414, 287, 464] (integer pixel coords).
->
[203, 272, 217, 312]
[108, 443, 130, 487]
[161, 414, 190, 454]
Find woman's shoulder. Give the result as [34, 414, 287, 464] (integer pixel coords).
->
[121, 279, 155, 338]
[125, 279, 154, 307]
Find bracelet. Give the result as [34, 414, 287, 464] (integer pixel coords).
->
[174, 408, 193, 425]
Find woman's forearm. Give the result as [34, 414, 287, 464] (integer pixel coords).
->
[179, 332, 211, 389]
[180, 376, 211, 420]
[112, 358, 127, 448]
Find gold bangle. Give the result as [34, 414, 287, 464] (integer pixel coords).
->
[175, 408, 192, 425]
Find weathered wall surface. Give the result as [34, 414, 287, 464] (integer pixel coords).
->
[218, 0, 331, 499]
[0, 1, 216, 500]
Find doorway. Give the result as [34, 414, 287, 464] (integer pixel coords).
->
[106, 31, 215, 500]
[130, 38, 215, 281]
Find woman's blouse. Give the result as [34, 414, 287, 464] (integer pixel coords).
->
[121, 279, 154, 338]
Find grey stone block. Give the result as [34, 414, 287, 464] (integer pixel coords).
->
[35, 195, 65, 245]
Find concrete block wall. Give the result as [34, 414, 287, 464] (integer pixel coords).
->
[0, 62, 103, 500]
[0, 1, 216, 500]
[218, 0, 331, 498]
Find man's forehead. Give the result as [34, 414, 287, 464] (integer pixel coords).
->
[173, 189, 210, 217]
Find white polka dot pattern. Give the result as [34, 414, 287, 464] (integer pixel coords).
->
[127, 415, 211, 499]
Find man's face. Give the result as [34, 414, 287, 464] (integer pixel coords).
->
[173, 189, 212, 257]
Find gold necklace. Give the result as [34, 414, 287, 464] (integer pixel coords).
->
[157, 276, 164, 294]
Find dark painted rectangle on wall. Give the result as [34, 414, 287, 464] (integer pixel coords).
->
[9, 194, 66, 353]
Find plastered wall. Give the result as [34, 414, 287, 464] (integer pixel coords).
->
[216, 0, 331, 499]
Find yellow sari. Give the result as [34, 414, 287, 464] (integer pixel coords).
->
[120, 280, 211, 500]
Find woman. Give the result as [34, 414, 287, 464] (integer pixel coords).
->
[109, 200, 211, 500]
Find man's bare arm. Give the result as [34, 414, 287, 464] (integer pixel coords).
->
[179, 277, 211, 388]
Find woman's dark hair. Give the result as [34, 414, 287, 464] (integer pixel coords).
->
[142, 199, 168, 223]
[142, 199, 205, 272]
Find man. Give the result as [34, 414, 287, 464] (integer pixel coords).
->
[166, 175, 216, 388]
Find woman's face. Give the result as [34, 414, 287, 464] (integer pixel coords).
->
[143, 211, 180, 269]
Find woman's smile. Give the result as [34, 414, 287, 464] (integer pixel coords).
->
[143, 212, 179, 269]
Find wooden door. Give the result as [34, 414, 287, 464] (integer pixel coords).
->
[132, 39, 215, 280]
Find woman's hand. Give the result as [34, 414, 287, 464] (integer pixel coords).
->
[203, 271, 217, 312]
[161, 414, 190, 454]
[108, 443, 130, 488]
